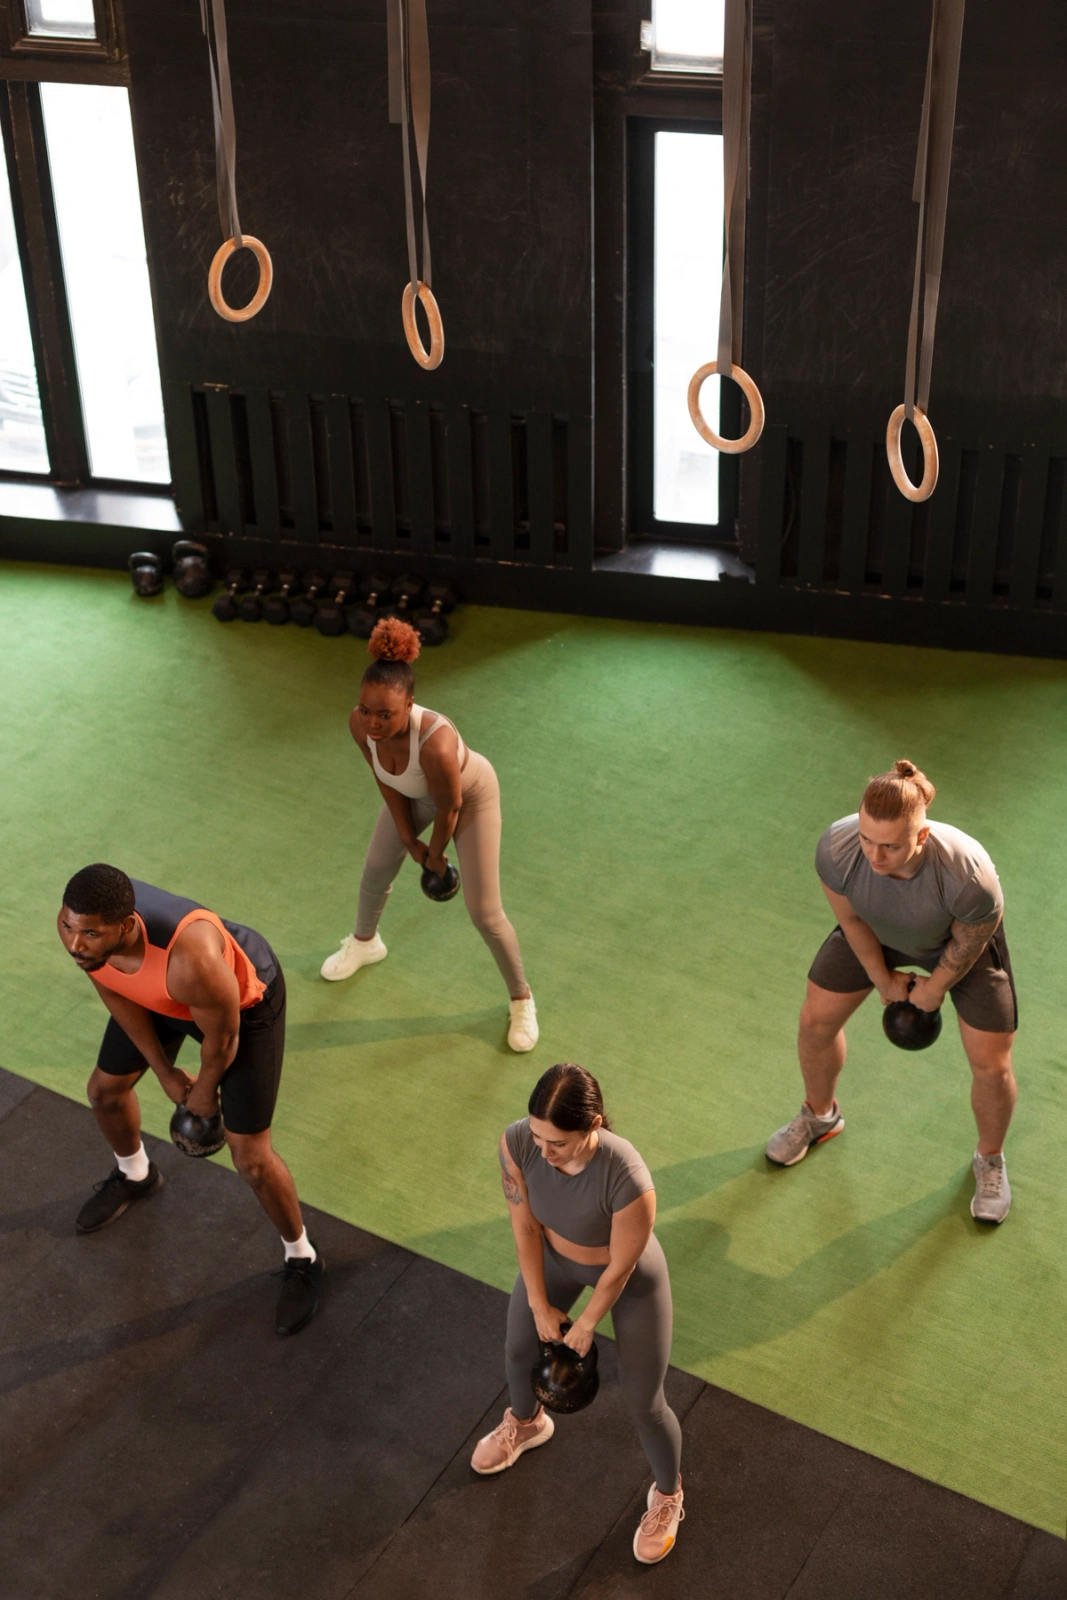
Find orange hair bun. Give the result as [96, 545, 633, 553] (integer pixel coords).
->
[367, 616, 421, 663]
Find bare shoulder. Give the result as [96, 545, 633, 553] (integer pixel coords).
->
[420, 715, 461, 771]
[169, 918, 232, 1000]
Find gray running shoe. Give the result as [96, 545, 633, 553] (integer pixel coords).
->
[971, 1150, 1011, 1224]
[766, 1102, 845, 1167]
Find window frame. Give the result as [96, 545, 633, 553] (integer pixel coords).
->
[1, 0, 123, 73]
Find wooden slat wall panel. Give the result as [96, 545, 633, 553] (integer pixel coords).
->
[405, 402, 435, 559]
[325, 394, 358, 546]
[567, 415, 592, 569]
[487, 412, 514, 561]
[755, 424, 788, 587]
[243, 388, 281, 538]
[203, 385, 243, 535]
[285, 395, 319, 543]
[922, 444, 959, 604]
[880, 484, 912, 598]
[526, 410, 554, 566]
[1008, 444, 1046, 611]
[837, 435, 872, 595]
[966, 447, 1003, 606]
[168, 382, 205, 531]
[446, 407, 475, 563]
[364, 400, 395, 551]
[795, 427, 830, 589]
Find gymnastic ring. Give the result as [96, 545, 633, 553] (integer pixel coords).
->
[207, 236, 273, 323]
[886, 403, 939, 502]
[687, 361, 765, 454]
[402, 280, 445, 370]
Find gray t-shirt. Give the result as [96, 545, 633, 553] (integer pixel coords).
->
[505, 1119, 654, 1248]
[815, 813, 1003, 961]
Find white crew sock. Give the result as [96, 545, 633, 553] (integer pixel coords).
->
[283, 1227, 316, 1263]
[115, 1144, 150, 1182]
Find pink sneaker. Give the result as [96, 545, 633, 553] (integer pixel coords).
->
[633, 1478, 685, 1564]
[470, 1406, 554, 1475]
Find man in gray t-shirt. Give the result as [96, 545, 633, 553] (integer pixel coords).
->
[765, 760, 1018, 1224]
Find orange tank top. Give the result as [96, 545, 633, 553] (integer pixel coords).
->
[91, 882, 269, 1019]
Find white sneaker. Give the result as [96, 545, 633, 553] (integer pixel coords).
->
[319, 933, 387, 982]
[507, 994, 539, 1052]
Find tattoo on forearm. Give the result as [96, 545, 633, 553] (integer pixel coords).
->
[498, 1146, 524, 1207]
[938, 916, 999, 983]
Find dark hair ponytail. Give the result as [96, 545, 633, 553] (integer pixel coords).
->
[528, 1063, 612, 1133]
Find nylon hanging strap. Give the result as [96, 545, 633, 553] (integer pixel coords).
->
[200, 0, 242, 247]
[389, 0, 432, 293]
[903, 0, 965, 421]
[716, 0, 752, 377]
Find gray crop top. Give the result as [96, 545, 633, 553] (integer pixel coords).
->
[505, 1118, 654, 1248]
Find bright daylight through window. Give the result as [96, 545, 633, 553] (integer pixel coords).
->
[40, 83, 170, 484]
[0, 158, 49, 475]
[653, 130, 723, 526]
[25, 0, 97, 39]
[647, 0, 724, 74]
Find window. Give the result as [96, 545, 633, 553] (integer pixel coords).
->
[629, 118, 736, 542]
[641, 0, 724, 75]
[24, 1, 97, 40]
[0, 80, 170, 488]
[0, 137, 47, 472]
[40, 83, 168, 482]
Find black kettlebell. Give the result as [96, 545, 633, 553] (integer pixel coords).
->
[883, 977, 943, 1051]
[128, 551, 163, 596]
[420, 862, 460, 902]
[172, 539, 214, 599]
[169, 1102, 226, 1157]
[531, 1321, 599, 1415]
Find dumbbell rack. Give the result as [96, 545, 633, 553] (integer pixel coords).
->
[209, 567, 461, 643]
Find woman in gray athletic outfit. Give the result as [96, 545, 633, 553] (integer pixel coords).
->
[471, 1063, 685, 1567]
[319, 617, 537, 1053]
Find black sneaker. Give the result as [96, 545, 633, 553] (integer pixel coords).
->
[76, 1162, 163, 1234]
[275, 1247, 324, 1335]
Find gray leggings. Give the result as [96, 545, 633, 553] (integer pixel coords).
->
[354, 750, 528, 999]
[506, 1236, 682, 1493]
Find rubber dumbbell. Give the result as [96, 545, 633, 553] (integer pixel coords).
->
[288, 570, 330, 628]
[314, 571, 359, 637]
[347, 571, 394, 639]
[128, 551, 163, 597]
[415, 580, 460, 646]
[211, 568, 250, 622]
[381, 572, 425, 621]
[237, 568, 277, 621]
[172, 539, 213, 599]
[263, 570, 302, 625]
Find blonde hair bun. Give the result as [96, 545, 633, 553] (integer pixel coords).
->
[862, 759, 935, 820]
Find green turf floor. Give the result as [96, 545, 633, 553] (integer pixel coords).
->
[4, 561, 1067, 1533]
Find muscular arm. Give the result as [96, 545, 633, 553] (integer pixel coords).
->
[166, 921, 242, 1112]
[821, 884, 906, 1002]
[926, 913, 1001, 1002]
[89, 979, 193, 1104]
[420, 724, 463, 871]
[565, 1192, 656, 1354]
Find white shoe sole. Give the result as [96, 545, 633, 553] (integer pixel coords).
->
[470, 1414, 554, 1475]
[767, 1116, 845, 1167]
[970, 1200, 1010, 1224]
[320, 943, 388, 982]
[507, 1030, 539, 1053]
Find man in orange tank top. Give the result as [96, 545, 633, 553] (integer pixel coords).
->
[56, 864, 323, 1335]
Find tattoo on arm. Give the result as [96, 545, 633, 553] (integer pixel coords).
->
[498, 1145, 524, 1207]
[938, 915, 1000, 984]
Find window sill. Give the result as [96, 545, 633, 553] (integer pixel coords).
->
[595, 539, 754, 583]
[0, 479, 182, 568]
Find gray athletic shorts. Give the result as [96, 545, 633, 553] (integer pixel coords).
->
[808, 925, 1017, 1034]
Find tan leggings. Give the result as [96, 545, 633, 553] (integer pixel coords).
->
[354, 751, 528, 999]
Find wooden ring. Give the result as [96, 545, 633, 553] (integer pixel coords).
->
[886, 404, 939, 502]
[402, 281, 445, 370]
[208, 236, 273, 323]
[687, 361, 765, 454]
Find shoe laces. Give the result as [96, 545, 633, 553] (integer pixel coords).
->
[275, 1256, 317, 1284]
[977, 1158, 1004, 1195]
[94, 1167, 128, 1193]
[640, 1491, 685, 1539]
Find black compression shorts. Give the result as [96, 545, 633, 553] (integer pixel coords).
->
[808, 927, 1017, 1033]
[95, 970, 286, 1136]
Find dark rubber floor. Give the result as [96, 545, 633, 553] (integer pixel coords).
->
[1, 1067, 1064, 1599]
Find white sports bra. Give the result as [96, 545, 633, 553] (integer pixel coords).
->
[369, 704, 466, 799]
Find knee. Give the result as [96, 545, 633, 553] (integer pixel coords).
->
[87, 1074, 127, 1113]
[231, 1147, 271, 1188]
[469, 905, 508, 941]
[969, 1053, 1015, 1087]
[798, 1002, 841, 1043]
